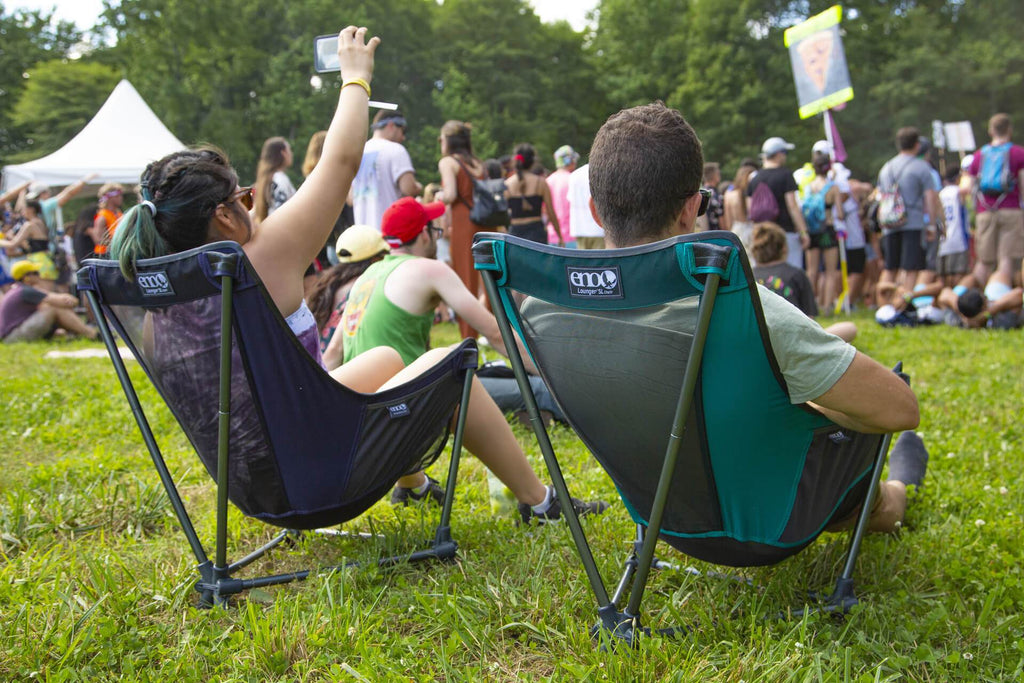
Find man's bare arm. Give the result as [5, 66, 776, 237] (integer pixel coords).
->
[808, 352, 919, 434]
[397, 171, 422, 198]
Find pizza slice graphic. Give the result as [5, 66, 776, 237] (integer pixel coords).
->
[797, 30, 834, 94]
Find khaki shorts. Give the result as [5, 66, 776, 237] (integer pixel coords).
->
[975, 208, 1024, 270]
[575, 236, 606, 250]
[937, 251, 970, 276]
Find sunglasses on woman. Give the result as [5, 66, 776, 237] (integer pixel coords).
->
[225, 186, 254, 211]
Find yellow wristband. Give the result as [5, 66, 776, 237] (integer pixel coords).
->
[342, 78, 371, 98]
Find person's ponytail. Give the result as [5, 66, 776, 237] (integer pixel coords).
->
[109, 203, 167, 279]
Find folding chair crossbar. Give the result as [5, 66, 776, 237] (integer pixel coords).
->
[473, 232, 899, 645]
[81, 242, 475, 606]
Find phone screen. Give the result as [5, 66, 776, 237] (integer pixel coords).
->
[314, 34, 340, 73]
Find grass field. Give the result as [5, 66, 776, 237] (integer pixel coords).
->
[1, 315, 1022, 681]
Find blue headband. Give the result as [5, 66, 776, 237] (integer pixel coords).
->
[372, 116, 407, 130]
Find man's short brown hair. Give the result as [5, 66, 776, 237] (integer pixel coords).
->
[896, 127, 920, 151]
[990, 113, 1012, 138]
[589, 102, 703, 246]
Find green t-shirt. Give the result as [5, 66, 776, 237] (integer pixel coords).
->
[340, 254, 434, 366]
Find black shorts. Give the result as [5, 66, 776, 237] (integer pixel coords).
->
[807, 227, 838, 251]
[845, 247, 866, 274]
[882, 230, 926, 271]
[509, 220, 548, 244]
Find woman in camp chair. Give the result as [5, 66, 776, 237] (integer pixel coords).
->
[107, 26, 604, 523]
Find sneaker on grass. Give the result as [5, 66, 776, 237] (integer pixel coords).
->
[518, 485, 610, 525]
[390, 475, 445, 506]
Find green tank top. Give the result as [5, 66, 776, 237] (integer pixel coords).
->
[341, 254, 434, 366]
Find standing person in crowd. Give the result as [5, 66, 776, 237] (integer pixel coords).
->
[723, 159, 758, 257]
[833, 177, 872, 309]
[546, 145, 578, 247]
[0, 261, 96, 342]
[695, 162, 724, 231]
[966, 113, 1024, 285]
[351, 109, 422, 231]
[90, 183, 124, 256]
[0, 199, 57, 290]
[252, 136, 296, 224]
[437, 120, 488, 339]
[747, 137, 810, 268]
[24, 174, 97, 240]
[937, 166, 972, 287]
[568, 163, 605, 249]
[504, 143, 563, 246]
[70, 204, 100, 266]
[876, 127, 940, 289]
[803, 155, 842, 310]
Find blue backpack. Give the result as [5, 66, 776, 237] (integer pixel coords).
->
[801, 181, 833, 234]
[978, 143, 1015, 196]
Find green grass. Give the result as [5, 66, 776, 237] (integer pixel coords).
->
[2, 317, 1023, 681]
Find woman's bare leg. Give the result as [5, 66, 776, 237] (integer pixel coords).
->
[823, 247, 840, 310]
[379, 346, 547, 505]
[805, 248, 820, 296]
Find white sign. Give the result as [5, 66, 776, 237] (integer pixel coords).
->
[932, 120, 946, 149]
[943, 122, 976, 152]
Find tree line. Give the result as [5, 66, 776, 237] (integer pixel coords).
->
[2, 0, 1022, 187]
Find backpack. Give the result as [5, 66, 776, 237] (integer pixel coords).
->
[748, 180, 780, 223]
[877, 161, 909, 230]
[978, 143, 1016, 196]
[455, 158, 510, 229]
[801, 181, 833, 234]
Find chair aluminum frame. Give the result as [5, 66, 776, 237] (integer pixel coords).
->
[479, 239, 894, 645]
[85, 250, 475, 607]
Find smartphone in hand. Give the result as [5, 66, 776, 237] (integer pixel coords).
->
[314, 34, 340, 73]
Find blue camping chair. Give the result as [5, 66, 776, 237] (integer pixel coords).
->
[78, 241, 477, 606]
[472, 231, 900, 644]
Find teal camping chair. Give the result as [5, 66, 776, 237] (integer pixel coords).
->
[472, 231, 900, 644]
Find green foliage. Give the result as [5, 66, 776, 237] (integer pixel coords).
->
[2, 319, 1024, 679]
[0, 4, 81, 163]
[9, 60, 121, 163]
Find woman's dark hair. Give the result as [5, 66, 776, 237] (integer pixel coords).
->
[25, 199, 42, 216]
[72, 203, 99, 236]
[513, 143, 536, 182]
[440, 120, 474, 159]
[813, 155, 832, 176]
[109, 146, 239, 278]
[483, 159, 504, 179]
[253, 136, 290, 221]
[306, 259, 381, 329]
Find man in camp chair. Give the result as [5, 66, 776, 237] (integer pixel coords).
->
[587, 103, 925, 532]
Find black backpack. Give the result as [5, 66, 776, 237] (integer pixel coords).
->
[455, 158, 510, 229]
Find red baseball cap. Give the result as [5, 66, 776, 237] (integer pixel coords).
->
[381, 197, 446, 247]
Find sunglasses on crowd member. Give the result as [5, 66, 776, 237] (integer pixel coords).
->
[226, 186, 254, 211]
[697, 188, 710, 217]
[428, 225, 444, 240]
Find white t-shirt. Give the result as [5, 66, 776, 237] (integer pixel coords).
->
[352, 138, 415, 231]
[268, 171, 296, 216]
[568, 164, 604, 238]
[939, 185, 969, 256]
[831, 177, 865, 249]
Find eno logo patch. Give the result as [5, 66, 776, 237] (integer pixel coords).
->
[566, 266, 623, 299]
[387, 402, 410, 419]
[137, 271, 175, 296]
[828, 431, 852, 444]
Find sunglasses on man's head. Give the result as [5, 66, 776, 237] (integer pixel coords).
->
[226, 186, 254, 211]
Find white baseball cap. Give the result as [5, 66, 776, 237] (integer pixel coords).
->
[761, 137, 796, 157]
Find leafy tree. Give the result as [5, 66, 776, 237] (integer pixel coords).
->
[8, 60, 121, 163]
[0, 4, 81, 163]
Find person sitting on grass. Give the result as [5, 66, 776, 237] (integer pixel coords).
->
[584, 101, 925, 532]
[751, 221, 857, 343]
[876, 257, 1023, 329]
[107, 26, 606, 526]
[0, 260, 97, 343]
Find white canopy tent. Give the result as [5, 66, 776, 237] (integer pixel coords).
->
[2, 80, 186, 192]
